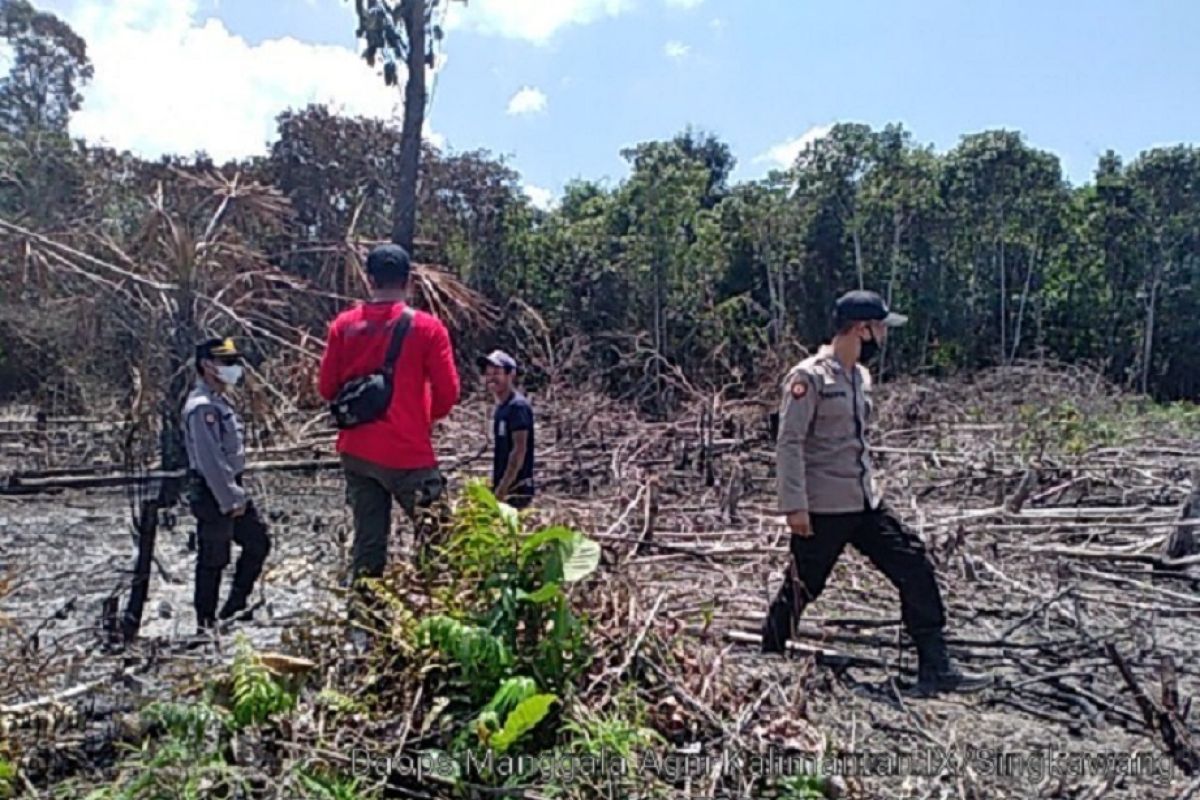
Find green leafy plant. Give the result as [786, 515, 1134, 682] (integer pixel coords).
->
[82, 717, 250, 800]
[0, 758, 16, 800]
[229, 634, 297, 729]
[408, 482, 606, 791]
[355, 574, 422, 646]
[141, 699, 229, 745]
[440, 481, 520, 582]
[316, 688, 368, 716]
[295, 766, 368, 800]
[562, 690, 666, 761]
[484, 676, 539, 720]
[466, 678, 558, 755]
[771, 773, 829, 799]
[489, 693, 557, 754]
[416, 615, 513, 704]
[433, 481, 599, 695]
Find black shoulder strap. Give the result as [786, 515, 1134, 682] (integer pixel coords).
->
[381, 306, 416, 377]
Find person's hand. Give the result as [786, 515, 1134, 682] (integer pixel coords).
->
[786, 510, 811, 537]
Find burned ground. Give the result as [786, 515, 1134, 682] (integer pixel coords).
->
[2, 365, 1200, 799]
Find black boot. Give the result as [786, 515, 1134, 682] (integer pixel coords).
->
[760, 598, 792, 654]
[218, 560, 255, 620]
[194, 566, 222, 630]
[220, 523, 269, 620]
[184, 615, 219, 650]
[218, 589, 248, 621]
[911, 631, 992, 696]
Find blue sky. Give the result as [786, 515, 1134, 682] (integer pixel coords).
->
[30, 0, 1200, 207]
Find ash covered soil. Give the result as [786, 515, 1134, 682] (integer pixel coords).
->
[3, 369, 1200, 799]
[0, 471, 352, 651]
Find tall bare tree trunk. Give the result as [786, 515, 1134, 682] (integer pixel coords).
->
[764, 238, 779, 345]
[119, 293, 193, 643]
[852, 224, 864, 289]
[392, 0, 426, 251]
[1141, 267, 1161, 395]
[998, 232, 1007, 365]
[1010, 239, 1039, 363]
[650, 212, 667, 411]
[762, 216, 785, 346]
[886, 208, 903, 303]
[880, 208, 904, 377]
[777, 259, 787, 343]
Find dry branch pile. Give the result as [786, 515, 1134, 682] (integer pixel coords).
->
[0, 169, 495, 429]
[1, 363, 1200, 799]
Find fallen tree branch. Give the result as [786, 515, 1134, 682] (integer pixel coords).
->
[0, 668, 135, 717]
[2, 451, 486, 494]
[722, 629, 901, 672]
[1106, 643, 1200, 776]
[1032, 547, 1200, 569]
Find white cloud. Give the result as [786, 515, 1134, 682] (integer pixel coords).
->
[506, 86, 548, 116]
[664, 40, 690, 59]
[665, 0, 704, 8]
[444, 0, 633, 44]
[709, 17, 726, 31]
[522, 184, 555, 210]
[423, 123, 446, 150]
[55, 0, 445, 162]
[755, 124, 835, 170]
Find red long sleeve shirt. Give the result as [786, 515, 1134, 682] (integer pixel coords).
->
[317, 301, 460, 470]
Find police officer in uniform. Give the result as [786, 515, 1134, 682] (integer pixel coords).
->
[183, 338, 271, 633]
[763, 291, 990, 696]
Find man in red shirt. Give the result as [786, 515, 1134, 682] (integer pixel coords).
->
[317, 244, 460, 612]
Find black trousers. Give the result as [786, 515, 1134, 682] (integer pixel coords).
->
[762, 506, 946, 650]
[188, 474, 271, 626]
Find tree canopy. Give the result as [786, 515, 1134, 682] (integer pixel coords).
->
[2, 5, 1199, 408]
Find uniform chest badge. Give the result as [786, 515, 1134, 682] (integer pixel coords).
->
[790, 381, 808, 399]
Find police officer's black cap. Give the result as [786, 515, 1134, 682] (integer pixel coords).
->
[366, 243, 411, 280]
[195, 337, 241, 367]
[834, 290, 908, 327]
[478, 349, 518, 372]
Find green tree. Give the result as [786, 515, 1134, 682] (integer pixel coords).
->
[0, 0, 92, 133]
[1127, 146, 1200, 396]
[0, 0, 92, 227]
[617, 136, 714, 405]
[940, 130, 1067, 365]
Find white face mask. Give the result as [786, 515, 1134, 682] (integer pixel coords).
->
[216, 364, 243, 386]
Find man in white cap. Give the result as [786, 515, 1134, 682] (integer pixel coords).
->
[479, 350, 535, 509]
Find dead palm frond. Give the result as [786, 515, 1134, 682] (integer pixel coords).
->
[339, 238, 498, 332]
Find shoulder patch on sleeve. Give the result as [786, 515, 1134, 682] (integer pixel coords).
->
[790, 379, 808, 399]
[204, 411, 217, 425]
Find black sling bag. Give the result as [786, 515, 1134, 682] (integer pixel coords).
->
[329, 307, 415, 430]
